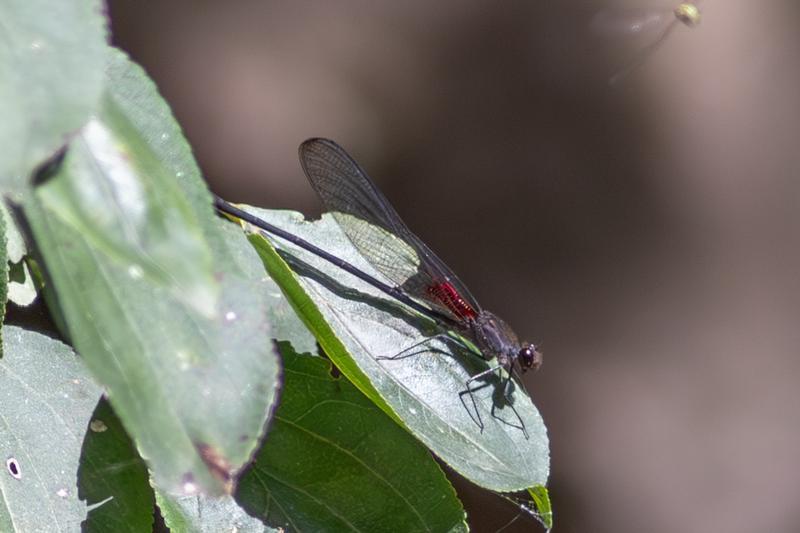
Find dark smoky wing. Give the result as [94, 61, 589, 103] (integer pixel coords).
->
[299, 138, 414, 285]
[299, 138, 482, 317]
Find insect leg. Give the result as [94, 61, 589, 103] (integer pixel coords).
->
[375, 333, 452, 361]
[461, 364, 502, 432]
[499, 369, 529, 439]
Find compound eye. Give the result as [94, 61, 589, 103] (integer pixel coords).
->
[518, 345, 543, 371]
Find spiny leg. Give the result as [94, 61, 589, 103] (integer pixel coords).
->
[375, 333, 452, 361]
[462, 364, 502, 433]
[491, 368, 530, 439]
[508, 366, 530, 439]
[376, 330, 482, 361]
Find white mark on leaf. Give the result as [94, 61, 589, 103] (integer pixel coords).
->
[127, 264, 144, 279]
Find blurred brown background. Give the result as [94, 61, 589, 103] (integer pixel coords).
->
[108, 1, 800, 531]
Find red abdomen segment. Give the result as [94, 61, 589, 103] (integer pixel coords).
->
[427, 282, 477, 321]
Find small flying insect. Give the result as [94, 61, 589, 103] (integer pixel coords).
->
[593, 1, 702, 85]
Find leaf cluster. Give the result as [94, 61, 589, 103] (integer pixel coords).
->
[0, 2, 550, 531]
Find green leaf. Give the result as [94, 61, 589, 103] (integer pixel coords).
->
[0, 326, 103, 531]
[0, 203, 25, 265]
[0, 204, 7, 337]
[236, 346, 468, 533]
[246, 226, 396, 425]
[100, 48, 315, 352]
[35, 91, 217, 316]
[240, 234, 316, 356]
[1, 202, 38, 307]
[242, 208, 550, 493]
[0, 0, 107, 200]
[6, 261, 37, 308]
[22, 49, 281, 495]
[528, 484, 553, 531]
[155, 491, 275, 533]
[0, 203, 38, 307]
[78, 399, 154, 533]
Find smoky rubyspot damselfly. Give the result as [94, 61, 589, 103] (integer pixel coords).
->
[214, 138, 542, 437]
